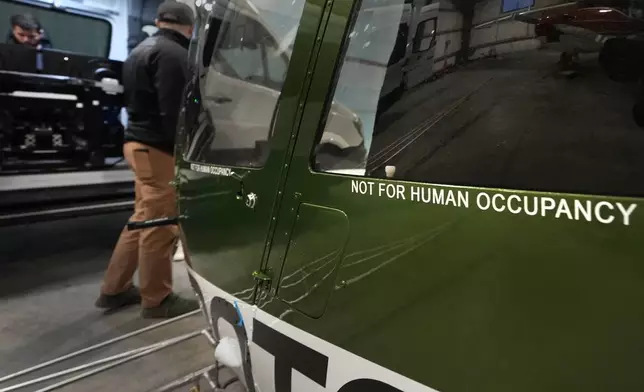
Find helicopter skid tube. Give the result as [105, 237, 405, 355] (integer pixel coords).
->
[0, 330, 206, 392]
[148, 364, 222, 392]
[0, 310, 201, 385]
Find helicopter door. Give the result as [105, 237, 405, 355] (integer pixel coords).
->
[258, 0, 412, 319]
[176, 0, 324, 299]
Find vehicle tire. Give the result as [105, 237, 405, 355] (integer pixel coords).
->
[600, 38, 638, 82]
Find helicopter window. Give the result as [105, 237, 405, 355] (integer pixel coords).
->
[215, 18, 266, 84]
[312, 0, 644, 197]
[183, 0, 304, 168]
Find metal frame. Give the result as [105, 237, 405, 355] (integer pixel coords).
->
[0, 225, 228, 392]
[0, 308, 223, 392]
[0, 305, 222, 391]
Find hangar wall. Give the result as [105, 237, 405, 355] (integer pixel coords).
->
[470, 0, 539, 60]
[433, 3, 462, 73]
[434, 0, 568, 72]
[469, 0, 567, 60]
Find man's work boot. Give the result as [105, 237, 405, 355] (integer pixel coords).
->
[141, 293, 199, 319]
[95, 286, 142, 310]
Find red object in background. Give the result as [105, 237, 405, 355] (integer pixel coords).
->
[533, 6, 644, 41]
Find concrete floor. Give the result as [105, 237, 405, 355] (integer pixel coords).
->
[0, 213, 242, 392]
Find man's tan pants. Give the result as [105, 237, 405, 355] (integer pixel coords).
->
[100, 141, 178, 308]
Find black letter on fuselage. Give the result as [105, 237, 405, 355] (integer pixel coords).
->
[338, 379, 404, 392]
[253, 319, 329, 392]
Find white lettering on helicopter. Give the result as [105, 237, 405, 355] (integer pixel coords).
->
[350, 180, 638, 226]
[409, 186, 468, 208]
[190, 163, 232, 176]
[351, 180, 375, 195]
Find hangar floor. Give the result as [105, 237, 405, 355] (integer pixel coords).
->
[0, 213, 242, 392]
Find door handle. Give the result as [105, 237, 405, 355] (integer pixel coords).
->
[235, 181, 257, 209]
[245, 192, 258, 209]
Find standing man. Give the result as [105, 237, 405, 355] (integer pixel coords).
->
[95, 1, 198, 319]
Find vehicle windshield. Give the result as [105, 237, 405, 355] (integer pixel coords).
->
[0, 0, 111, 57]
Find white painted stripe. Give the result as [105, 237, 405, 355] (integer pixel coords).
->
[3, 91, 78, 101]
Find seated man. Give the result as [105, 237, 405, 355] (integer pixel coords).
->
[6, 14, 53, 49]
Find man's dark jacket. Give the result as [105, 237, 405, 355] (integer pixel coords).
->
[122, 28, 190, 155]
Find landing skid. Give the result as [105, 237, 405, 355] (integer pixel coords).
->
[0, 308, 240, 392]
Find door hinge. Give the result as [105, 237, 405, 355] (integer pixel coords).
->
[252, 269, 273, 291]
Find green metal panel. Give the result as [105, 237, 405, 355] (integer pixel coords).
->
[180, 0, 644, 391]
[257, 1, 644, 392]
[275, 203, 349, 318]
[177, 0, 333, 298]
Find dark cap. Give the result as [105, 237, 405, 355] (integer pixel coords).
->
[156, 1, 195, 26]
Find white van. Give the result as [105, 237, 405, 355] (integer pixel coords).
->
[194, 0, 366, 171]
